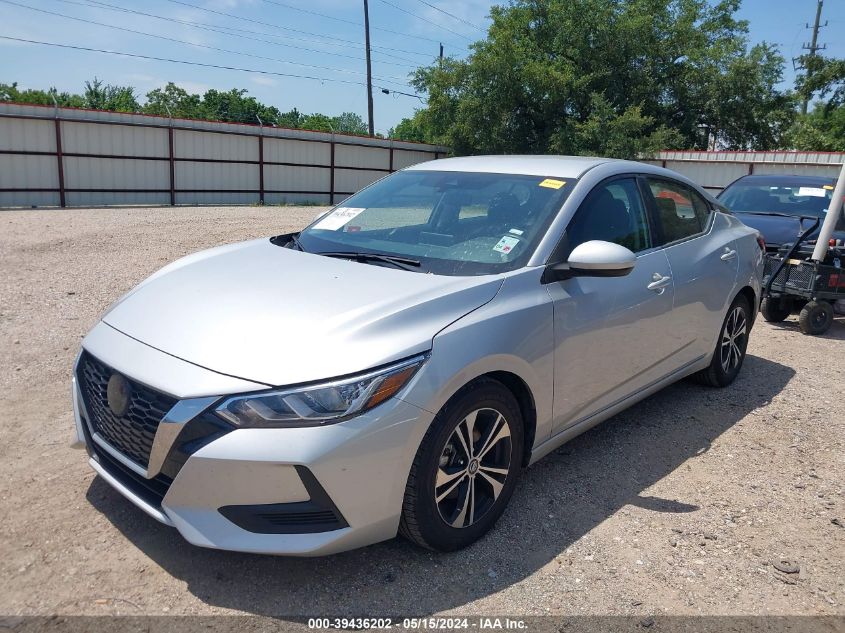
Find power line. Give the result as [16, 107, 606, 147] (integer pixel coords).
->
[258, 0, 466, 50]
[61, 0, 428, 65]
[164, 0, 462, 50]
[412, 0, 486, 33]
[256, 0, 438, 56]
[0, 35, 423, 97]
[375, 0, 474, 42]
[0, 0, 412, 86]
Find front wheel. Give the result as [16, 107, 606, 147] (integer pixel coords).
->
[399, 378, 523, 552]
[798, 300, 833, 335]
[693, 295, 751, 388]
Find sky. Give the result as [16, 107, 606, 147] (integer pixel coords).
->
[0, 0, 843, 132]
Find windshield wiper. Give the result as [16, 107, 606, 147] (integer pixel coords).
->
[736, 211, 820, 219]
[318, 251, 422, 271]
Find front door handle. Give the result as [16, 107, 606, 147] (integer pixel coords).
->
[647, 273, 672, 293]
[721, 248, 738, 261]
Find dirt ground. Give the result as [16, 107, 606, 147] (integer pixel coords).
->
[0, 205, 843, 619]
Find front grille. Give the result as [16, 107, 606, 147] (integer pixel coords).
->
[78, 352, 177, 468]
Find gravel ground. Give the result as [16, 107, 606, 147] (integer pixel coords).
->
[0, 205, 843, 619]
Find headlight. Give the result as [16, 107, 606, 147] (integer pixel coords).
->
[215, 355, 427, 427]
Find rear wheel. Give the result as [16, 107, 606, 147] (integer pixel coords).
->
[694, 295, 751, 387]
[399, 378, 523, 552]
[798, 300, 833, 335]
[760, 297, 792, 323]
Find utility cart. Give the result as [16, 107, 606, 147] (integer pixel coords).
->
[761, 162, 845, 335]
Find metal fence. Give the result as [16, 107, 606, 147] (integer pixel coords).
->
[0, 103, 448, 208]
[643, 150, 845, 193]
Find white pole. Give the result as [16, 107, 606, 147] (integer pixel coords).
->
[811, 160, 845, 261]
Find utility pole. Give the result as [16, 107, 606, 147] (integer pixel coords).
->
[363, 0, 375, 136]
[800, 0, 827, 115]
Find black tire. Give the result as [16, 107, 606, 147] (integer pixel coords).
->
[693, 294, 751, 388]
[798, 300, 833, 335]
[399, 378, 524, 552]
[760, 297, 792, 323]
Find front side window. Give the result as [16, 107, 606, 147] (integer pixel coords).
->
[558, 178, 652, 259]
[645, 178, 711, 245]
[296, 170, 574, 275]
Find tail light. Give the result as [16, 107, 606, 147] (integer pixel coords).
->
[756, 235, 766, 252]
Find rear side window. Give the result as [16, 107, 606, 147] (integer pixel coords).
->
[645, 178, 711, 245]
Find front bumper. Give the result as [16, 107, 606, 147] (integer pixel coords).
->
[74, 322, 434, 556]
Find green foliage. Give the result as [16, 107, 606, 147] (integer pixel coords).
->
[1, 79, 372, 136]
[409, 0, 797, 155]
[143, 82, 202, 118]
[796, 55, 845, 112]
[787, 54, 845, 151]
[787, 105, 845, 152]
[83, 78, 140, 113]
[389, 114, 430, 143]
[562, 95, 684, 159]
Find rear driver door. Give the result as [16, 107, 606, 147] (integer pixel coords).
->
[641, 177, 739, 366]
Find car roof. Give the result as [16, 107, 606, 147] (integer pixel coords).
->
[728, 174, 835, 186]
[406, 154, 624, 179]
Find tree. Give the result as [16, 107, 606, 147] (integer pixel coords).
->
[410, 0, 796, 156]
[390, 113, 430, 142]
[300, 113, 334, 132]
[706, 44, 796, 150]
[1, 78, 401, 139]
[332, 112, 368, 135]
[787, 106, 845, 151]
[796, 55, 845, 112]
[199, 88, 282, 124]
[276, 107, 304, 129]
[0, 82, 84, 108]
[787, 54, 845, 151]
[143, 82, 202, 118]
[83, 78, 140, 112]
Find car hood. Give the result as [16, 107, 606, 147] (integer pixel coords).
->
[103, 238, 503, 387]
[734, 212, 845, 247]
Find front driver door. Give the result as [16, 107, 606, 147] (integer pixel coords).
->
[547, 176, 678, 434]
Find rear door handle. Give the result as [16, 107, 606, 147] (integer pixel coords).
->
[721, 249, 737, 261]
[647, 273, 672, 293]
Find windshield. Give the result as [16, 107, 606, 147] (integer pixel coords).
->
[296, 170, 574, 275]
[719, 180, 837, 217]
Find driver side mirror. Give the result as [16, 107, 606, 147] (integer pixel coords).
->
[544, 240, 636, 282]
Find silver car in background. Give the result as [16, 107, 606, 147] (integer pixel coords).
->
[72, 156, 763, 555]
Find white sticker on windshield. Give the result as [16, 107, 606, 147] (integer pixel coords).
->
[493, 235, 520, 254]
[798, 187, 827, 198]
[313, 207, 366, 231]
[509, 228, 524, 235]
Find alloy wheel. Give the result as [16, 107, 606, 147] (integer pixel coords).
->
[434, 408, 512, 529]
[720, 305, 747, 373]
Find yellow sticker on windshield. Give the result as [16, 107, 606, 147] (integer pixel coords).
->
[824, 185, 834, 190]
[538, 178, 566, 189]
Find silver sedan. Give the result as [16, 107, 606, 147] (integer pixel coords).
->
[72, 155, 764, 555]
